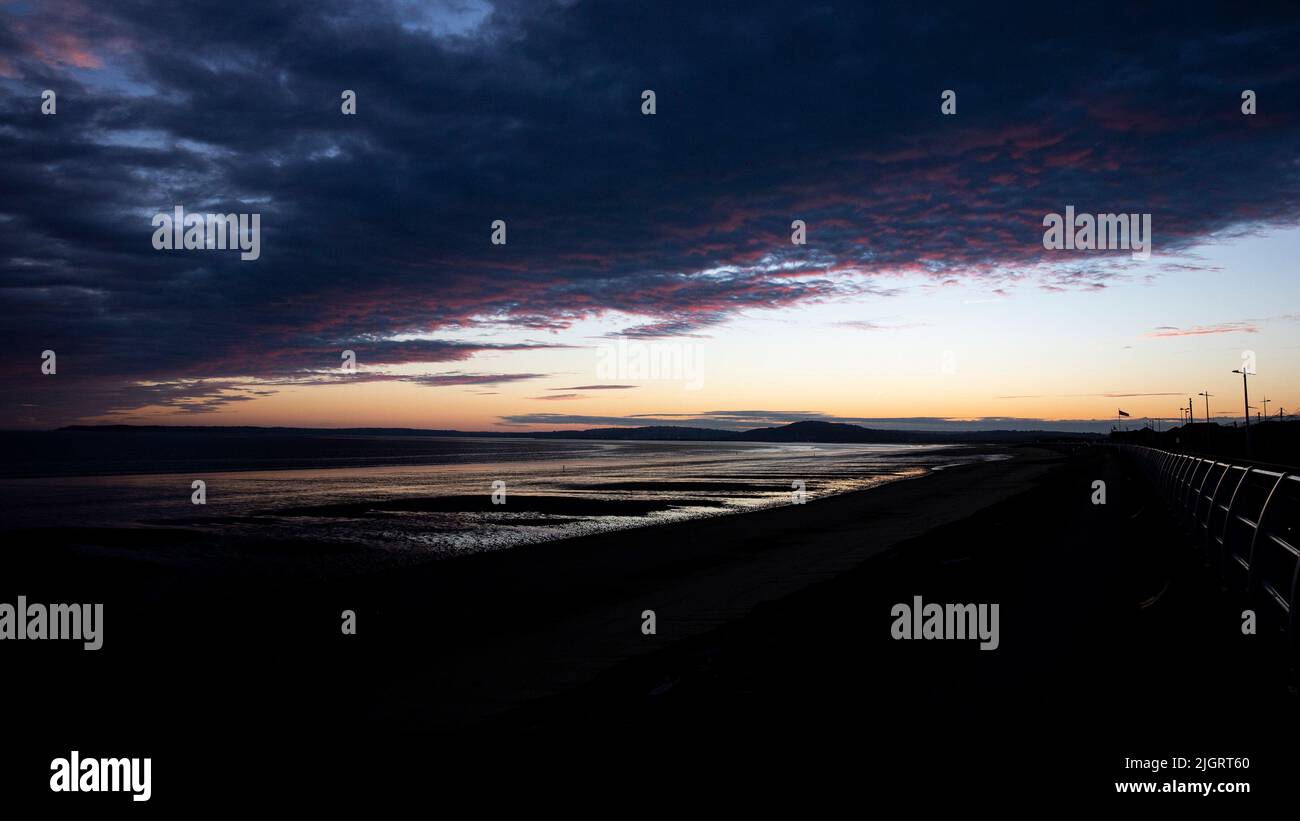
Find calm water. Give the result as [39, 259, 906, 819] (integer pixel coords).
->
[0, 436, 996, 560]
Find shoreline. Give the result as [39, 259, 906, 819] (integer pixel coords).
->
[4, 445, 1066, 741]
[1, 443, 1011, 579]
[359, 445, 1062, 728]
[10, 443, 1295, 795]
[0, 431, 973, 480]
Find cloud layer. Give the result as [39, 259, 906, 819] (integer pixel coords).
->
[3, 1, 1300, 424]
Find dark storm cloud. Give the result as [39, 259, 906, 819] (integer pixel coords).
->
[3, 0, 1300, 423]
[12, 368, 552, 426]
[403, 371, 547, 387]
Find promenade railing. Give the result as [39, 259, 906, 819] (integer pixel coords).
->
[1116, 445, 1299, 662]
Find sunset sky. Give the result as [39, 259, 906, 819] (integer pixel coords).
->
[3, 1, 1298, 433]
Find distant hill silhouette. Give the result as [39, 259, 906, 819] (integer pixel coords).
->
[735, 420, 1097, 444]
[55, 420, 1101, 444]
[0, 422, 1103, 479]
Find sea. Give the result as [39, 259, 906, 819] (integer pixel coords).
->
[0, 432, 1001, 560]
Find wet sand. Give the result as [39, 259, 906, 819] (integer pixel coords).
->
[4, 445, 1054, 734]
[355, 446, 1057, 727]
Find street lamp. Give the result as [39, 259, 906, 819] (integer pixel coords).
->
[1199, 391, 1213, 422]
[1232, 368, 1253, 454]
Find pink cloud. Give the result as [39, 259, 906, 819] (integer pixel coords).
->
[1146, 321, 1259, 338]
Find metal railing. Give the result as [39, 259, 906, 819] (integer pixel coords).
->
[1119, 445, 1300, 647]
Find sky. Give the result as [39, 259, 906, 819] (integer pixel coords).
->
[2, 0, 1298, 433]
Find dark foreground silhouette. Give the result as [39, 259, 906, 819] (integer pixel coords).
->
[2, 445, 1295, 806]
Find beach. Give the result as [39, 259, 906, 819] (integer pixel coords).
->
[481, 443, 1296, 793]
[4, 442, 1292, 799]
[5, 445, 1047, 732]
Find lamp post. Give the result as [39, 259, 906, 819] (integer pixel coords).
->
[1232, 368, 1252, 455]
[1187, 397, 1195, 425]
[1199, 391, 1213, 422]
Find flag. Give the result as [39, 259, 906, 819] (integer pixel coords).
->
[1117, 409, 1130, 417]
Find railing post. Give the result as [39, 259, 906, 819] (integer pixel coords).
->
[1245, 472, 1286, 598]
[1215, 465, 1251, 579]
[1192, 459, 1216, 525]
[1198, 463, 1229, 562]
[1287, 474, 1300, 655]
